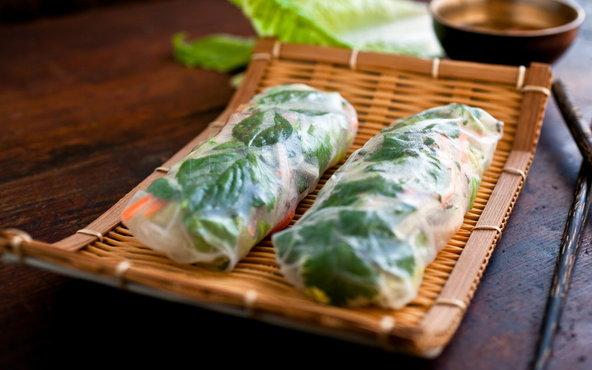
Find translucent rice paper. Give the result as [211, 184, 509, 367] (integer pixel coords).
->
[273, 104, 503, 308]
[122, 84, 358, 271]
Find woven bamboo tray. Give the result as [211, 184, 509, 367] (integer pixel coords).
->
[0, 38, 552, 357]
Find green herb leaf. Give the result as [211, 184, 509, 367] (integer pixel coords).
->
[312, 141, 333, 171]
[367, 134, 419, 162]
[256, 89, 323, 105]
[186, 217, 240, 250]
[290, 109, 330, 116]
[303, 123, 335, 172]
[256, 219, 271, 240]
[172, 33, 255, 72]
[318, 175, 403, 209]
[277, 207, 419, 306]
[303, 242, 379, 306]
[232, 111, 293, 147]
[175, 151, 278, 213]
[469, 177, 481, 209]
[213, 141, 246, 151]
[422, 121, 461, 138]
[147, 178, 181, 201]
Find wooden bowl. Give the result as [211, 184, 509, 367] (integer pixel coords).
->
[430, 0, 585, 65]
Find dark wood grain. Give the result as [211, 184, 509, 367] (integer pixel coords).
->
[0, 0, 591, 369]
[0, 0, 162, 23]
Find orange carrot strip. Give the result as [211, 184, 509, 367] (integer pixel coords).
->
[248, 223, 257, 237]
[143, 199, 166, 218]
[122, 195, 152, 221]
[271, 205, 296, 233]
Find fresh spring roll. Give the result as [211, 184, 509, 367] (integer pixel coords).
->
[122, 84, 358, 271]
[273, 104, 503, 308]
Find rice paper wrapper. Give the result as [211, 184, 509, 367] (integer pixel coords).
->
[273, 104, 503, 309]
[122, 84, 358, 271]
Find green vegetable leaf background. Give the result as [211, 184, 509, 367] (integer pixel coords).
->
[174, 0, 442, 72]
[172, 33, 255, 72]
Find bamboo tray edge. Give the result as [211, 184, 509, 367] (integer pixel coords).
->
[0, 38, 552, 357]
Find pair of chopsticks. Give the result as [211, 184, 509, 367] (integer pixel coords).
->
[532, 80, 592, 370]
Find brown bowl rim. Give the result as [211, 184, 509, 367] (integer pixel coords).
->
[429, 0, 586, 37]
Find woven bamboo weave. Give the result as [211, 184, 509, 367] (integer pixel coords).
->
[0, 39, 552, 357]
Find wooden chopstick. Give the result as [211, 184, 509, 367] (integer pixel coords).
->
[532, 80, 592, 370]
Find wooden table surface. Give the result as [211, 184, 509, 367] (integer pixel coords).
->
[1, 0, 590, 368]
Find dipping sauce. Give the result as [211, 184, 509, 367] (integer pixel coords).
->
[430, 0, 585, 65]
[462, 20, 546, 32]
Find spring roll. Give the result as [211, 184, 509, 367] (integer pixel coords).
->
[122, 84, 358, 271]
[273, 104, 503, 308]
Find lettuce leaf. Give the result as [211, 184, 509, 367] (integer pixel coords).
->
[172, 33, 255, 72]
[173, 0, 442, 75]
[229, 0, 442, 57]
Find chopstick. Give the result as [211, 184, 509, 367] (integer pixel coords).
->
[552, 80, 592, 166]
[532, 80, 592, 370]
